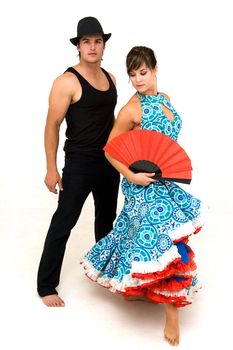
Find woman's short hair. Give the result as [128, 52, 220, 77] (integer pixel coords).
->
[126, 46, 157, 75]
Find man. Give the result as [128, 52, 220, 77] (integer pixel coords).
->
[37, 17, 120, 307]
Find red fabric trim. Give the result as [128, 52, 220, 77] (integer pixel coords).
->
[194, 226, 202, 234]
[117, 289, 146, 297]
[81, 236, 200, 307]
[146, 291, 192, 307]
[132, 249, 196, 283]
[116, 288, 193, 307]
[149, 275, 193, 292]
[132, 257, 181, 280]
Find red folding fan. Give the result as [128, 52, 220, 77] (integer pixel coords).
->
[103, 129, 192, 184]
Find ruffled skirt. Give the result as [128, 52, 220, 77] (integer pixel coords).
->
[81, 179, 204, 307]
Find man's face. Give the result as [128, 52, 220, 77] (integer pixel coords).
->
[78, 35, 105, 63]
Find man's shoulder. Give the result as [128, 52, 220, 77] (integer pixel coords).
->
[58, 69, 78, 82]
[102, 68, 116, 85]
[52, 70, 80, 91]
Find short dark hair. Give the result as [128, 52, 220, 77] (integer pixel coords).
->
[77, 35, 106, 46]
[126, 46, 157, 75]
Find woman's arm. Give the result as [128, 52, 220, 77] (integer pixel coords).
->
[105, 104, 155, 187]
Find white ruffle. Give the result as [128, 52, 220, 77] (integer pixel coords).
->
[131, 245, 180, 273]
[170, 209, 205, 242]
[151, 279, 201, 302]
[81, 243, 182, 293]
[81, 258, 154, 292]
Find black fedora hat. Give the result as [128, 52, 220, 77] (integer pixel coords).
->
[70, 17, 111, 46]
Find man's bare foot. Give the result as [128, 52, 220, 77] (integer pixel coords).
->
[163, 303, 180, 346]
[41, 294, 65, 307]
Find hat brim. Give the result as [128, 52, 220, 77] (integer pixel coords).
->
[70, 33, 111, 46]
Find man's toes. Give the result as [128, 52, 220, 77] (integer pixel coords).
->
[42, 295, 65, 307]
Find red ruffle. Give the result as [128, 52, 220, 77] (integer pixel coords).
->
[81, 236, 200, 307]
[115, 243, 197, 307]
[117, 288, 193, 307]
[150, 275, 193, 292]
[132, 248, 196, 283]
[146, 291, 192, 307]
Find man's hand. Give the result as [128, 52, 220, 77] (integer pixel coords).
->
[44, 170, 63, 194]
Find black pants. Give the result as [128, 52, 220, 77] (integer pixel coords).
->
[37, 151, 120, 297]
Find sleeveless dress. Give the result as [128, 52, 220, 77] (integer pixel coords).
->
[80, 93, 204, 307]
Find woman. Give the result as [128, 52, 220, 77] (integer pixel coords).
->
[81, 46, 204, 346]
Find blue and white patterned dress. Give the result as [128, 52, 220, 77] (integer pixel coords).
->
[81, 93, 204, 307]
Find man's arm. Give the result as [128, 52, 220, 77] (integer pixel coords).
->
[44, 74, 74, 193]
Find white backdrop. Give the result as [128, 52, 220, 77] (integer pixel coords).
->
[0, 0, 232, 210]
[0, 1, 232, 348]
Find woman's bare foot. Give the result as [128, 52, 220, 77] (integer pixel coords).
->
[41, 294, 65, 307]
[163, 303, 179, 346]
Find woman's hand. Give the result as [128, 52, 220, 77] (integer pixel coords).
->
[128, 172, 156, 187]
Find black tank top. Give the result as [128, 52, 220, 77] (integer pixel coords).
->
[63, 67, 117, 153]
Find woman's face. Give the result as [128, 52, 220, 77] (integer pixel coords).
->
[129, 63, 157, 95]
